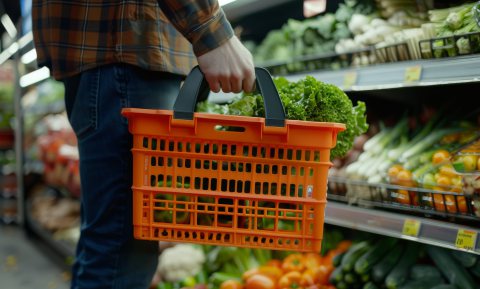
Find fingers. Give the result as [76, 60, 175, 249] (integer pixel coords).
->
[204, 69, 250, 93]
[196, 36, 256, 94]
[230, 72, 242, 93]
[242, 68, 256, 93]
[207, 78, 221, 93]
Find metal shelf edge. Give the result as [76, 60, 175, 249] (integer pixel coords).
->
[282, 55, 480, 91]
[325, 202, 480, 255]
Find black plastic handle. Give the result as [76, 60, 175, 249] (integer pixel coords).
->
[173, 66, 286, 127]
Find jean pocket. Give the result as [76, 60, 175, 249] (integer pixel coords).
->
[67, 69, 100, 140]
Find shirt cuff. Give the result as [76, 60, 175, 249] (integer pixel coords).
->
[188, 9, 234, 56]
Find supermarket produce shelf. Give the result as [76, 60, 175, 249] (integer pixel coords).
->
[283, 55, 480, 91]
[325, 201, 480, 255]
[208, 56, 480, 103]
[25, 200, 76, 261]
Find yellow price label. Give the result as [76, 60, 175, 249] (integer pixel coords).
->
[404, 65, 422, 83]
[455, 229, 477, 251]
[343, 72, 357, 89]
[402, 219, 421, 237]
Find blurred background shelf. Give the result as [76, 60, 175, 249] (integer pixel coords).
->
[283, 55, 480, 91]
[325, 201, 480, 254]
[25, 194, 76, 261]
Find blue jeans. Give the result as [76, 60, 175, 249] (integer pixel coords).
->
[64, 64, 183, 289]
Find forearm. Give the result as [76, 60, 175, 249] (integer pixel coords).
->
[158, 0, 234, 56]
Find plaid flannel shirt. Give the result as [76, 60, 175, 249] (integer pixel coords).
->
[32, 0, 234, 80]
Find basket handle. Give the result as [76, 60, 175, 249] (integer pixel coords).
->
[173, 66, 286, 127]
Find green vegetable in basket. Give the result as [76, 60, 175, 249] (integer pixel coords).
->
[198, 76, 369, 159]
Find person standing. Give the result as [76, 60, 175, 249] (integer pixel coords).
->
[32, 1, 255, 288]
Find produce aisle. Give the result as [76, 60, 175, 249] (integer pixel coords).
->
[1, 0, 480, 289]
[0, 224, 70, 289]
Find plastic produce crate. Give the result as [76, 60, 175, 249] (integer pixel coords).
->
[122, 67, 345, 252]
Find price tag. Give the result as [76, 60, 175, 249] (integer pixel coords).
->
[404, 65, 422, 83]
[343, 71, 357, 89]
[402, 219, 421, 237]
[455, 229, 478, 251]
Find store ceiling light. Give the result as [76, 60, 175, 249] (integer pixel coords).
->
[21, 48, 37, 64]
[18, 31, 33, 48]
[0, 42, 18, 65]
[20, 66, 50, 88]
[219, 0, 237, 6]
[1, 14, 17, 38]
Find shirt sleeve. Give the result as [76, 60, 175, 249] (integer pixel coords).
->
[158, 0, 234, 56]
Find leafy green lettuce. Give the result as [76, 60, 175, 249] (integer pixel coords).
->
[197, 76, 368, 159]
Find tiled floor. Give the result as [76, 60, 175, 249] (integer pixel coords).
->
[0, 225, 70, 289]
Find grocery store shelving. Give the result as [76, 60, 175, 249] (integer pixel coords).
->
[209, 55, 480, 103]
[25, 201, 76, 260]
[207, 55, 480, 255]
[325, 202, 480, 255]
[283, 55, 480, 91]
[4, 6, 479, 264]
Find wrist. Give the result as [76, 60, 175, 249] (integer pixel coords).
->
[190, 9, 234, 56]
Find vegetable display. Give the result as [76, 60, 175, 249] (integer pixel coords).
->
[328, 102, 480, 217]
[249, 0, 376, 66]
[329, 237, 480, 289]
[148, 228, 480, 289]
[428, 2, 480, 57]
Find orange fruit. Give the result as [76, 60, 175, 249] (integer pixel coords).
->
[396, 170, 415, 187]
[388, 164, 404, 179]
[432, 150, 450, 164]
[439, 164, 457, 177]
[436, 175, 452, 189]
[462, 155, 478, 172]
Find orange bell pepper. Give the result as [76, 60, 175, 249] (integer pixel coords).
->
[282, 254, 305, 272]
[244, 274, 275, 289]
[300, 265, 333, 287]
[220, 280, 243, 289]
[242, 266, 282, 283]
[303, 253, 322, 270]
[278, 271, 304, 289]
[266, 259, 283, 269]
[300, 269, 317, 287]
[335, 240, 353, 252]
[242, 268, 259, 282]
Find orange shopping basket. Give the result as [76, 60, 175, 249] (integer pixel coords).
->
[122, 67, 345, 252]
